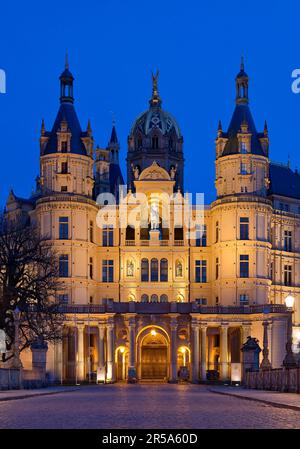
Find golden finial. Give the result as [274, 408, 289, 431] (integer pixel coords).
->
[150, 70, 161, 106]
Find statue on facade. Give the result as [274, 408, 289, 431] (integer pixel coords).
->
[150, 202, 160, 230]
[131, 163, 139, 180]
[127, 260, 134, 277]
[170, 164, 177, 180]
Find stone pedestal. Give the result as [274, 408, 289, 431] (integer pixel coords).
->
[31, 339, 48, 385]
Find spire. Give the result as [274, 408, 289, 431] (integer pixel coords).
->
[87, 118, 92, 135]
[59, 55, 74, 104]
[149, 70, 162, 107]
[65, 51, 69, 70]
[217, 120, 222, 137]
[264, 120, 268, 136]
[41, 118, 45, 136]
[110, 124, 118, 144]
[240, 55, 244, 72]
[235, 57, 249, 105]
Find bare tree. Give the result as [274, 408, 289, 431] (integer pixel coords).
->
[0, 214, 65, 362]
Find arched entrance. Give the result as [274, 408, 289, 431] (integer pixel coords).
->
[115, 346, 128, 381]
[139, 327, 169, 381]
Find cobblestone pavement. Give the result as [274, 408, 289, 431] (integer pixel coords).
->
[0, 384, 300, 429]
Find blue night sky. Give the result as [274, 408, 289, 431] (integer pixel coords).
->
[0, 0, 299, 206]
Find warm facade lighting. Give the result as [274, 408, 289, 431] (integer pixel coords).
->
[150, 329, 157, 336]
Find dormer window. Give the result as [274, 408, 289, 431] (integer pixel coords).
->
[61, 162, 68, 174]
[240, 162, 248, 174]
[240, 142, 247, 154]
[152, 136, 159, 149]
[61, 140, 68, 153]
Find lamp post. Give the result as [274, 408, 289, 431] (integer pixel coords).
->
[283, 294, 297, 368]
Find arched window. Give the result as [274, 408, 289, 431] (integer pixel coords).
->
[160, 258, 168, 282]
[175, 260, 183, 277]
[160, 294, 168, 303]
[141, 258, 149, 282]
[141, 294, 149, 303]
[150, 294, 158, 303]
[151, 258, 158, 282]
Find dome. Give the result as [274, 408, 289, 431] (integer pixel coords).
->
[131, 107, 181, 138]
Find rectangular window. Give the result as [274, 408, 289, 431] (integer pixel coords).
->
[284, 265, 292, 286]
[59, 217, 69, 239]
[240, 142, 247, 154]
[89, 257, 93, 279]
[102, 225, 114, 246]
[102, 260, 114, 283]
[89, 221, 94, 243]
[59, 255, 69, 277]
[61, 141, 68, 153]
[215, 221, 219, 243]
[240, 255, 249, 278]
[195, 298, 207, 305]
[284, 230, 292, 252]
[61, 186, 68, 192]
[239, 294, 249, 305]
[240, 162, 248, 174]
[195, 260, 207, 283]
[240, 217, 249, 240]
[216, 257, 219, 280]
[61, 162, 68, 174]
[196, 224, 207, 247]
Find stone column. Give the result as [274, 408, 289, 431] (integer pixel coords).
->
[191, 319, 200, 383]
[97, 323, 105, 383]
[54, 335, 63, 384]
[77, 324, 85, 382]
[220, 323, 229, 381]
[169, 317, 178, 383]
[271, 319, 287, 368]
[260, 321, 272, 370]
[128, 316, 137, 382]
[200, 324, 207, 381]
[106, 317, 115, 383]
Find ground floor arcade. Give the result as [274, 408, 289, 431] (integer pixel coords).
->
[45, 310, 289, 384]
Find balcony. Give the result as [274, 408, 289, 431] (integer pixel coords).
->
[59, 302, 289, 315]
[174, 240, 184, 246]
[125, 240, 135, 246]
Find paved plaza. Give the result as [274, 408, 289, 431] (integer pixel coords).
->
[0, 384, 299, 429]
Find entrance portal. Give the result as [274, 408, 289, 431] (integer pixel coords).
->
[141, 331, 168, 380]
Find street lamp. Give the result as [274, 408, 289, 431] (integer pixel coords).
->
[285, 294, 295, 309]
[283, 294, 297, 368]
